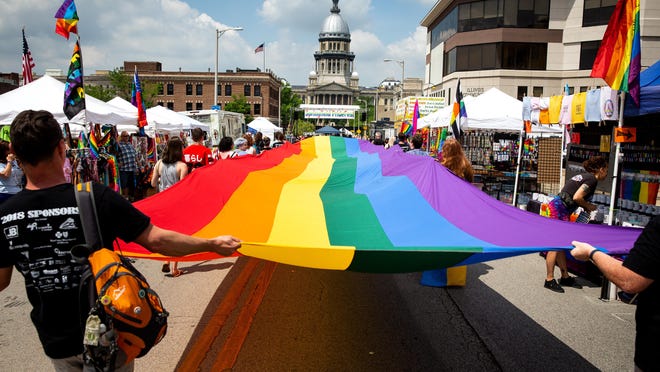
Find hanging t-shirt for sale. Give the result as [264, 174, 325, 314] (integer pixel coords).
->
[548, 95, 563, 124]
[600, 86, 619, 121]
[559, 95, 573, 125]
[571, 92, 587, 124]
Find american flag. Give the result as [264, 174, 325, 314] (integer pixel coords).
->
[254, 43, 264, 53]
[22, 28, 35, 85]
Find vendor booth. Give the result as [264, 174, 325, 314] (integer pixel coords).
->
[247, 116, 282, 141]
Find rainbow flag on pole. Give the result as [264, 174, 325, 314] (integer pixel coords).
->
[131, 67, 148, 135]
[411, 99, 420, 135]
[590, 0, 641, 105]
[54, 0, 79, 39]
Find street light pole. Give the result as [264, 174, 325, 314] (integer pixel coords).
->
[278, 79, 287, 127]
[383, 58, 405, 101]
[214, 26, 243, 109]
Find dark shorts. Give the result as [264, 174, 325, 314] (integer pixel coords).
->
[119, 171, 136, 190]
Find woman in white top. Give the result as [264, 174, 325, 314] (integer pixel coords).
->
[150, 137, 188, 277]
[0, 140, 23, 204]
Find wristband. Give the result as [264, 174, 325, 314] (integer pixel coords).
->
[589, 249, 599, 261]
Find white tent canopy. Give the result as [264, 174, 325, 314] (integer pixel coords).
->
[106, 97, 209, 134]
[419, 88, 562, 134]
[247, 116, 282, 140]
[146, 105, 209, 133]
[0, 75, 137, 128]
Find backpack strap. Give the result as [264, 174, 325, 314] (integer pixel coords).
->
[75, 181, 104, 251]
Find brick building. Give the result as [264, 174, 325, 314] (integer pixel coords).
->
[85, 61, 284, 125]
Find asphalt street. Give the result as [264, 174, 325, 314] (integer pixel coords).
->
[0, 252, 636, 372]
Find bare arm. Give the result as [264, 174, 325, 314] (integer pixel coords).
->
[571, 241, 653, 293]
[134, 224, 241, 258]
[150, 161, 160, 189]
[177, 161, 188, 180]
[0, 266, 12, 292]
[572, 184, 597, 212]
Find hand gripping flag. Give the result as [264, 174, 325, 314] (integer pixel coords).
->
[63, 40, 85, 120]
[131, 67, 148, 134]
[590, 0, 641, 106]
[54, 0, 79, 39]
[21, 28, 35, 85]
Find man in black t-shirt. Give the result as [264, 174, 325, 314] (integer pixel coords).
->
[0, 110, 241, 371]
[571, 217, 659, 371]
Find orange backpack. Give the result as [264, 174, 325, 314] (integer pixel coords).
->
[73, 182, 168, 370]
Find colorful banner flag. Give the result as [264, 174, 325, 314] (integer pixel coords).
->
[590, 0, 641, 105]
[254, 43, 264, 53]
[21, 28, 35, 85]
[449, 80, 467, 140]
[131, 67, 148, 135]
[411, 99, 420, 135]
[63, 40, 85, 120]
[54, 0, 79, 39]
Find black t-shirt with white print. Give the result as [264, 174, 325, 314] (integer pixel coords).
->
[0, 183, 150, 359]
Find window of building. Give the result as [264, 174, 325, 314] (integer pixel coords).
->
[196, 84, 203, 96]
[166, 83, 174, 95]
[533, 86, 543, 97]
[580, 40, 601, 70]
[254, 103, 261, 115]
[583, 0, 618, 27]
[431, 7, 457, 48]
[157, 101, 164, 106]
[444, 48, 457, 75]
[225, 84, 232, 96]
[186, 102, 193, 111]
[196, 102, 203, 110]
[217, 84, 222, 96]
[517, 86, 528, 101]
[254, 85, 261, 97]
[457, 0, 549, 32]
[167, 102, 174, 110]
[244, 84, 251, 96]
[158, 84, 164, 95]
[185, 84, 193, 95]
[446, 42, 546, 73]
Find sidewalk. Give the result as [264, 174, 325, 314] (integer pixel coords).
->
[0, 257, 237, 372]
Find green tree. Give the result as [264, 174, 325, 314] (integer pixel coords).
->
[85, 84, 116, 102]
[109, 68, 133, 100]
[224, 94, 253, 123]
[280, 82, 302, 133]
[291, 120, 315, 137]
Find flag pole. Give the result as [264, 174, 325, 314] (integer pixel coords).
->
[607, 91, 625, 225]
[513, 127, 524, 207]
[262, 42, 266, 72]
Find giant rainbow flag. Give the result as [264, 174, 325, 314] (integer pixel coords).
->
[120, 136, 641, 273]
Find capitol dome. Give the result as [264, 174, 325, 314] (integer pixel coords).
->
[319, 1, 350, 39]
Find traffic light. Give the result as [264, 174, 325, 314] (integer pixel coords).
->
[360, 112, 367, 122]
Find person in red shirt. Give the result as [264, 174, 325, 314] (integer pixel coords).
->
[183, 128, 212, 172]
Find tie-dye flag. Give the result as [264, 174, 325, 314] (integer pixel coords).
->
[54, 0, 79, 39]
[63, 40, 85, 120]
[131, 67, 148, 134]
[449, 80, 467, 140]
[590, 0, 641, 105]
